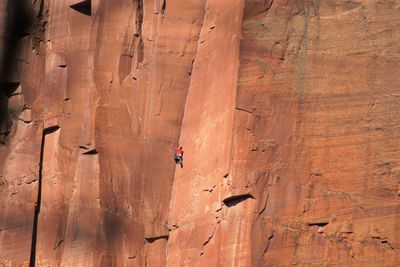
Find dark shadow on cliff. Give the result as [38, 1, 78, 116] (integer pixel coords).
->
[70, 0, 91, 16]
[223, 194, 255, 207]
[1, 0, 35, 80]
[29, 126, 60, 266]
[0, 0, 36, 144]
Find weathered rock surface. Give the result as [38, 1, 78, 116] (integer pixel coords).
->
[0, 0, 400, 266]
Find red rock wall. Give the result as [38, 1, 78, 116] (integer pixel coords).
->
[1, 0, 400, 266]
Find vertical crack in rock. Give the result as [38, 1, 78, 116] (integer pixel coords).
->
[223, 194, 255, 207]
[35, 0, 45, 18]
[135, 0, 144, 68]
[135, 0, 143, 36]
[188, 59, 194, 76]
[200, 228, 216, 256]
[29, 125, 60, 267]
[161, 0, 166, 15]
[166, 1, 211, 259]
[263, 230, 274, 255]
[119, 0, 143, 82]
[70, 0, 91, 16]
[31, 0, 47, 52]
[258, 193, 269, 216]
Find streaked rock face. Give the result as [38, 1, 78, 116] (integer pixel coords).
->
[1, 0, 400, 266]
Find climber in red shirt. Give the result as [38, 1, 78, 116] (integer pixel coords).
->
[174, 146, 183, 167]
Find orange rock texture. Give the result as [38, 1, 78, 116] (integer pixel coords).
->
[1, 0, 400, 266]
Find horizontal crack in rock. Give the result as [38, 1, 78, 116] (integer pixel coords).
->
[223, 194, 255, 207]
[144, 235, 169, 244]
[82, 149, 98, 155]
[70, 0, 91, 16]
[307, 221, 329, 227]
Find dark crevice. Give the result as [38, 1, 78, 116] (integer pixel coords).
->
[200, 229, 216, 256]
[43, 125, 60, 135]
[235, 107, 253, 114]
[135, 0, 143, 35]
[0, 104, 8, 145]
[144, 235, 169, 244]
[135, 0, 144, 68]
[1, 82, 20, 97]
[202, 233, 213, 246]
[188, 59, 194, 76]
[258, 193, 269, 216]
[263, 231, 274, 255]
[307, 221, 329, 227]
[29, 125, 60, 267]
[19, 31, 30, 38]
[2, 0, 35, 80]
[82, 149, 98, 155]
[223, 194, 255, 207]
[265, 0, 274, 13]
[70, 0, 91, 16]
[137, 38, 144, 67]
[53, 239, 64, 250]
[1, 0, 36, 145]
[18, 118, 32, 124]
[372, 236, 397, 252]
[168, 224, 179, 231]
[381, 240, 396, 251]
[161, 0, 166, 15]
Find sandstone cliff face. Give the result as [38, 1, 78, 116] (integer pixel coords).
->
[1, 0, 400, 266]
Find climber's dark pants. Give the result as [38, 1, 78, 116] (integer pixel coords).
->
[174, 154, 182, 164]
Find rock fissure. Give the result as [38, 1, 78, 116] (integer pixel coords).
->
[144, 235, 169, 244]
[223, 194, 255, 207]
[200, 228, 216, 256]
[307, 221, 329, 227]
[81, 149, 98, 155]
[161, 0, 166, 15]
[29, 125, 60, 267]
[70, 0, 91, 16]
[263, 230, 274, 255]
[135, 0, 143, 36]
[258, 193, 269, 216]
[372, 236, 398, 253]
[235, 107, 253, 114]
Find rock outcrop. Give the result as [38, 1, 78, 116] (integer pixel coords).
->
[1, 0, 400, 266]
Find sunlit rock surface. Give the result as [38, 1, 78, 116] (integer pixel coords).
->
[0, 0, 400, 266]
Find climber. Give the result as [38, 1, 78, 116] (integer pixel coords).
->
[174, 146, 183, 167]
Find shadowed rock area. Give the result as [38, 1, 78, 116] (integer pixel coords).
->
[0, 0, 400, 266]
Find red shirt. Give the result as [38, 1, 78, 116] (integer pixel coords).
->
[176, 148, 183, 155]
